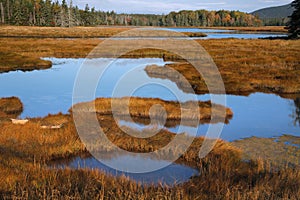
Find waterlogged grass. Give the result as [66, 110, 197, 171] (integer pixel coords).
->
[232, 134, 300, 169]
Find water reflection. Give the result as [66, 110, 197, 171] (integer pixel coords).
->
[119, 93, 300, 141]
[0, 58, 299, 141]
[292, 98, 300, 126]
[50, 154, 198, 185]
[159, 27, 288, 39]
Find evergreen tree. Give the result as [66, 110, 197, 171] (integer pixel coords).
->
[0, 0, 262, 27]
[288, 0, 300, 38]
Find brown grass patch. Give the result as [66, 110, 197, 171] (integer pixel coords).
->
[1, 35, 298, 95]
[0, 110, 299, 199]
[0, 52, 51, 73]
[146, 39, 300, 95]
[0, 97, 298, 199]
[72, 97, 233, 124]
[0, 97, 23, 119]
[0, 26, 131, 38]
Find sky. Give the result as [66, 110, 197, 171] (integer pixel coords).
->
[69, 0, 293, 14]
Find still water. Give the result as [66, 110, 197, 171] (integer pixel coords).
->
[158, 27, 287, 39]
[0, 58, 299, 141]
[51, 154, 198, 185]
[1, 56, 299, 184]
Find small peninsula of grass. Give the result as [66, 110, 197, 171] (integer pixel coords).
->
[0, 97, 23, 120]
[72, 97, 233, 124]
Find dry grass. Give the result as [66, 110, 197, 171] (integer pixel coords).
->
[0, 52, 51, 73]
[0, 26, 208, 39]
[1, 35, 298, 95]
[146, 39, 300, 95]
[0, 38, 98, 72]
[0, 26, 300, 198]
[0, 110, 299, 199]
[0, 30, 299, 96]
[0, 97, 298, 199]
[0, 26, 131, 38]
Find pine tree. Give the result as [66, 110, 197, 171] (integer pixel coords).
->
[288, 0, 300, 38]
[0, 1, 4, 24]
[13, 0, 23, 25]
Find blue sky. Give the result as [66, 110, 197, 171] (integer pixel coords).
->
[70, 0, 292, 14]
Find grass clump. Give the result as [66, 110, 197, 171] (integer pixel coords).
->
[0, 97, 23, 119]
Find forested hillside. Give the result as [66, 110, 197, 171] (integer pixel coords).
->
[251, 3, 294, 25]
[0, 0, 262, 27]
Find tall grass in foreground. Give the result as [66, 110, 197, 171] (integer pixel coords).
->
[0, 111, 299, 199]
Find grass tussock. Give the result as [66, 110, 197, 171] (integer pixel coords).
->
[0, 97, 23, 119]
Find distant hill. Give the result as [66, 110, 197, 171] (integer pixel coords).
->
[251, 3, 294, 25]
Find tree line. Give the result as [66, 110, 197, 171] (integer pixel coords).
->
[0, 0, 263, 27]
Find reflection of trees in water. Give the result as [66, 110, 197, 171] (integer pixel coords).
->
[292, 98, 300, 126]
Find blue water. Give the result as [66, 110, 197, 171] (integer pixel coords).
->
[105, 28, 286, 40]
[158, 27, 287, 39]
[119, 93, 300, 141]
[165, 28, 235, 33]
[0, 57, 299, 141]
[52, 154, 198, 185]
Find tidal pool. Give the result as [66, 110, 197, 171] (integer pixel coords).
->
[50, 154, 199, 185]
